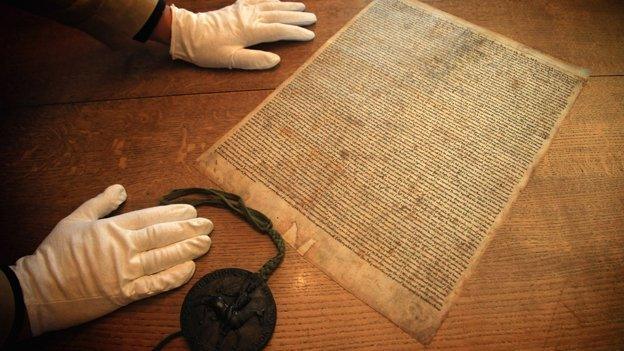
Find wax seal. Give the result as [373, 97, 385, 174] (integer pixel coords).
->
[180, 268, 277, 351]
[154, 188, 285, 351]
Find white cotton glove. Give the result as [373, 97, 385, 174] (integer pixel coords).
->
[170, 0, 317, 69]
[10, 185, 213, 336]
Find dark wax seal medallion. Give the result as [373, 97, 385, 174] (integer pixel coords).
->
[181, 268, 277, 351]
[156, 188, 285, 351]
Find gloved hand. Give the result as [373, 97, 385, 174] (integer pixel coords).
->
[10, 185, 212, 336]
[170, 0, 317, 69]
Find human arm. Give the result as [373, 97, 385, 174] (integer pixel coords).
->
[6, 0, 316, 70]
[1, 184, 212, 343]
[157, 0, 317, 69]
[0, 266, 31, 347]
[4, 0, 163, 48]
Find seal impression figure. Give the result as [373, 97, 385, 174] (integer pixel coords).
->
[180, 268, 277, 351]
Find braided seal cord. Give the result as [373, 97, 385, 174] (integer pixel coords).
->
[159, 188, 285, 281]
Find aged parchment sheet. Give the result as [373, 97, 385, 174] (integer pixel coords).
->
[198, 0, 587, 343]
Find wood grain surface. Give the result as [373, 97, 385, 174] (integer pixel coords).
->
[2, 0, 623, 107]
[1, 0, 623, 350]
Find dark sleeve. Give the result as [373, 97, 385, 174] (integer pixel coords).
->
[133, 0, 167, 42]
[4, 0, 161, 48]
[0, 266, 26, 348]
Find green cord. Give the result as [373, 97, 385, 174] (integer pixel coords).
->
[159, 188, 285, 281]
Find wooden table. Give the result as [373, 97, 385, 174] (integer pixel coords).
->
[1, 1, 622, 349]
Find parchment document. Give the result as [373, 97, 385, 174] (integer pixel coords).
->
[199, 0, 587, 343]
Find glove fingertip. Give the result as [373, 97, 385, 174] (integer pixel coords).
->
[179, 204, 198, 218]
[263, 53, 281, 69]
[159, 261, 196, 291]
[291, 27, 315, 41]
[306, 13, 318, 25]
[196, 235, 212, 253]
[167, 261, 195, 289]
[200, 218, 214, 235]
[106, 184, 127, 205]
[232, 49, 281, 70]
[183, 235, 212, 258]
[305, 30, 315, 40]
[292, 2, 306, 11]
[166, 203, 198, 219]
[180, 261, 196, 281]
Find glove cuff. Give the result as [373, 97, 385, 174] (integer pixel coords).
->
[169, 5, 216, 65]
[169, 4, 189, 62]
[0, 266, 26, 347]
